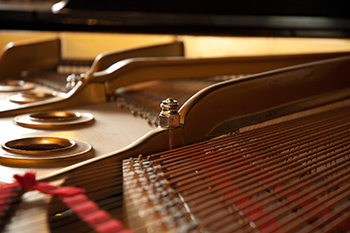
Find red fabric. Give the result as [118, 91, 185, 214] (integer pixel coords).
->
[14, 172, 83, 196]
[83, 210, 111, 224]
[63, 194, 88, 204]
[11, 172, 132, 233]
[13, 172, 37, 190]
[0, 182, 22, 219]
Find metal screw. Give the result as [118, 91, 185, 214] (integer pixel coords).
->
[159, 98, 180, 128]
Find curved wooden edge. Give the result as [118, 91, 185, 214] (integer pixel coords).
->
[88, 51, 350, 94]
[0, 40, 348, 117]
[0, 37, 61, 79]
[179, 55, 350, 145]
[39, 55, 350, 182]
[90, 41, 184, 72]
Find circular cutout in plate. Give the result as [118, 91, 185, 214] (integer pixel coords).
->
[0, 80, 35, 92]
[20, 91, 55, 99]
[14, 112, 94, 129]
[29, 111, 81, 122]
[1, 137, 76, 155]
[0, 137, 92, 161]
[9, 91, 55, 104]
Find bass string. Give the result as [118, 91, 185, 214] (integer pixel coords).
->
[119, 105, 350, 232]
[46, 159, 161, 213]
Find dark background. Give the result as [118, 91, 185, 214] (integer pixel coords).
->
[1, 0, 350, 37]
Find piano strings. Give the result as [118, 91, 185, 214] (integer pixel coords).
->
[123, 103, 350, 232]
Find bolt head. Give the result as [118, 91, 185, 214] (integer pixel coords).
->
[160, 114, 180, 128]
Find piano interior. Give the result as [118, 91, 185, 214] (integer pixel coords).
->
[0, 1, 350, 232]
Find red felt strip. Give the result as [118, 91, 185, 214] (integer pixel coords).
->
[9, 172, 132, 233]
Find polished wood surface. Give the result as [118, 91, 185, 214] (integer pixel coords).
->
[0, 31, 350, 233]
[0, 33, 349, 182]
[3, 54, 346, 233]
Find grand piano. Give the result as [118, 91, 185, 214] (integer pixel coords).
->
[0, 1, 350, 232]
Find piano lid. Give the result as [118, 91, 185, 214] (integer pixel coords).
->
[0, 0, 350, 37]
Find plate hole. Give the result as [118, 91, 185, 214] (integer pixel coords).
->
[2, 137, 76, 155]
[20, 91, 55, 99]
[0, 80, 24, 87]
[29, 111, 81, 122]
